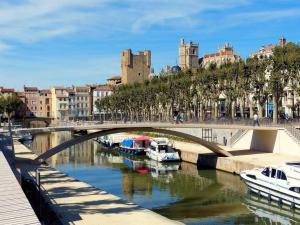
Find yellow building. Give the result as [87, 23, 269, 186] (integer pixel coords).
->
[51, 86, 69, 121]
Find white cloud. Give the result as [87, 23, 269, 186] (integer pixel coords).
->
[0, 0, 250, 44]
[0, 42, 12, 51]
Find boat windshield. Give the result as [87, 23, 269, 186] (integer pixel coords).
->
[262, 167, 270, 177]
[158, 145, 169, 152]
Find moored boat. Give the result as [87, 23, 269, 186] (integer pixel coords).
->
[19, 133, 33, 142]
[145, 138, 180, 162]
[118, 136, 151, 155]
[240, 162, 300, 209]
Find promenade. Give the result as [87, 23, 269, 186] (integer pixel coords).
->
[0, 133, 40, 225]
[174, 140, 300, 173]
[13, 137, 183, 225]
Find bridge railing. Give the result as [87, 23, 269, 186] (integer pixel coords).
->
[79, 117, 300, 128]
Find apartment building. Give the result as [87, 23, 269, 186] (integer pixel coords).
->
[51, 86, 69, 120]
[92, 85, 112, 118]
[68, 86, 91, 120]
[24, 86, 39, 117]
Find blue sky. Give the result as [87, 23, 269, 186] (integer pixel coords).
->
[0, 0, 300, 90]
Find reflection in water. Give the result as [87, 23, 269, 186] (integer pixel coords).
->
[27, 132, 300, 225]
[244, 194, 300, 225]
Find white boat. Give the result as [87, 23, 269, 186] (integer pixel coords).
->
[145, 138, 180, 162]
[95, 134, 135, 148]
[240, 162, 300, 209]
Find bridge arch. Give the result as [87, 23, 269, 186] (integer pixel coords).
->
[34, 127, 232, 163]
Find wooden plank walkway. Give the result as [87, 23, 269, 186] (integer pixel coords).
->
[0, 149, 40, 225]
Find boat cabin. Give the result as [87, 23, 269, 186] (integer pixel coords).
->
[150, 138, 174, 153]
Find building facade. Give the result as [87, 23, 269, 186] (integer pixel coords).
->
[251, 36, 287, 59]
[0, 87, 15, 98]
[121, 49, 151, 84]
[24, 87, 52, 118]
[178, 38, 199, 71]
[201, 43, 241, 68]
[107, 76, 122, 86]
[38, 90, 52, 117]
[92, 85, 112, 118]
[24, 86, 40, 117]
[68, 86, 91, 120]
[51, 86, 69, 120]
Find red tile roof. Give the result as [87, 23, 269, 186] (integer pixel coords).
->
[203, 51, 234, 59]
[95, 85, 112, 91]
[0, 88, 15, 93]
[24, 86, 38, 92]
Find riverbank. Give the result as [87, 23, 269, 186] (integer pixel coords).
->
[108, 132, 300, 174]
[13, 138, 183, 225]
[174, 139, 300, 174]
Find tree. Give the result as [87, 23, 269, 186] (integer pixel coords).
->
[0, 94, 22, 162]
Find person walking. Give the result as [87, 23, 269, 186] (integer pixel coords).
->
[253, 113, 259, 126]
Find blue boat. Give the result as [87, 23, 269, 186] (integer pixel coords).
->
[118, 137, 150, 155]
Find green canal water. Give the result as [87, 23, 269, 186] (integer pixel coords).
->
[28, 132, 300, 225]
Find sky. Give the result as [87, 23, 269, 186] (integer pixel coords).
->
[0, 0, 300, 90]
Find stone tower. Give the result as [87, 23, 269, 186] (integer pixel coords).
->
[178, 38, 199, 71]
[121, 49, 151, 84]
[279, 36, 287, 47]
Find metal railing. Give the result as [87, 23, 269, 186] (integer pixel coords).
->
[284, 126, 300, 144]
[230, 129, 246, 146]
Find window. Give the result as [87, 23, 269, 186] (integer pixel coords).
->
[271, 168, 276, 178]
[277, 170, 287, 180]
[262, 167, 270, 177]
[158, 145, 168, 152]
[290, 187, 300, 193]
[281, 172, 287, 180]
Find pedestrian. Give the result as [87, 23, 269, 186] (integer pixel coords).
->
[223, 136, 227, 146]
[253, 113, 259, 126]
[173, 111, 178, 124]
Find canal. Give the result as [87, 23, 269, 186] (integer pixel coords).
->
[26, 132, 300, 225]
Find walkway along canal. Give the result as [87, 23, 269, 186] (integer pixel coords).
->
[22, 131, 300, 225]
[13, 133, 182, 225]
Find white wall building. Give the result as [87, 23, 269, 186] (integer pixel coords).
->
[92, 85, 112, 117]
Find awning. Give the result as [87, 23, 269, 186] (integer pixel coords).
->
[134, 136, 151, 141]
